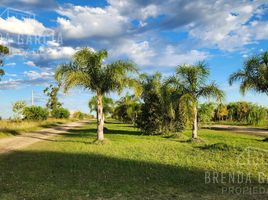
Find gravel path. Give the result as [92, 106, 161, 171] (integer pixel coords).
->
[0, 121, 89, 154]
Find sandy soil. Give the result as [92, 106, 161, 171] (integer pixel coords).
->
[203, 124, 268, 137]
[0, 121, 89, 154]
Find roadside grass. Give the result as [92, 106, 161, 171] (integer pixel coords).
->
[0, 118, 74, 138]
[0, 119, 267, 199]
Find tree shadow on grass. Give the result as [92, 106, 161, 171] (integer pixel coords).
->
[0, 151, 264, 200]
[0, 128, 20, 136]
[104, 121, 124, 124]
[40, 122, 65, 129]
[61, 127, 142, 137]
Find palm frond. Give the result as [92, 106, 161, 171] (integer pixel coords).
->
[103, 60, 138, 94]
[198, 82, 225, 102]
[0, 69, 4, 76]
[228, 70, 246, 85]
[55, 63, 90, 93]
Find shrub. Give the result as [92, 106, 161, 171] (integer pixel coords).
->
[22, 106, 49, 121]
[51, 108, 70, 119]
[12, 100, 27, 120]
[135, 93, 162, 135]
[198, 103, 215, 123]
[72, 111, 86, 119]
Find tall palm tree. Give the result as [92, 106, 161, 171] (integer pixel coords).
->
[0, 45, 9, 81]
[229, 51, 268, 95]
[55, 48, 138, 141]
[168, 62, 224, 139]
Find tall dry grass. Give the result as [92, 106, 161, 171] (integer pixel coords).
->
[0, 118, 73, 137]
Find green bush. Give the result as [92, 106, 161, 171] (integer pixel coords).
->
[51, 108, 70, 119]
[22, 106, 49, 121]
[72, 111, 86, 119]
[198, 103, 215, 123]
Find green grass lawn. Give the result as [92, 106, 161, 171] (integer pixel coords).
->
[0, 119, 268, 199]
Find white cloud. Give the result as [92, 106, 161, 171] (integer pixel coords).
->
[0, 16, 53, 36]
[23, 70, 54, 80]
[5, 62, 16, 66]
[27, 42, 79, 67]
[37, 45, 77, 60]
[109, 0, 268, 51]
[0, 79, 21, 90]
[57, 5, 128, 39]
[112, 39, 209, 67]
[24, 61, 36, 67]
[156, 47, 209, 67]
[111, 40, 156, 66]
[108, 0, 159, 21]
[5, 73, 17, 77]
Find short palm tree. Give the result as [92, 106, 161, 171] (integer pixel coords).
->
[229, 51, 268, 95]
[89, 95, 114, 117]
[169, 62, 224, 139]
[55, 48, 138, 141]
[0, 45, 9, 81]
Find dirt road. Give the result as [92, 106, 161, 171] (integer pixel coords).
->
[203, 124, 268, 137]
[0, 121, 88, 154]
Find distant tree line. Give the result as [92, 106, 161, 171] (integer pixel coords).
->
[198, 102, 267, 125]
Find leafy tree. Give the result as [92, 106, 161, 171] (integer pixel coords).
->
[12, 100, 27, 120]
[246, 104, 267, 125]
[215, 104, 228, 121]
[55, 48, 138, 141]
[89, 96, 114, 118]
[113, 94, 140, 124]
[72, 111, 87, 120]
[44, 84, 62, 110]
[226, 102, 267, 125]
[51, 107, 70, 119]
[22, 106, 49, 121]
[198, 103, 215, 123]
[135, 73, 164, 134]
[169, 62, 224, 139]
[136, 73, 186, 134]
[229, 51, 268, 95]
[0, 45, 9, 81]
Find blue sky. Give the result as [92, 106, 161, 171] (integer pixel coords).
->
[0, 0, 268, 118]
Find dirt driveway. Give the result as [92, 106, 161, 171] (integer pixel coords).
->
[0, 121, 89, 154]
[203, 124, 268, 137]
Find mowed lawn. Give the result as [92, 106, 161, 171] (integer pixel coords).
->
[0, 120, 268, 200]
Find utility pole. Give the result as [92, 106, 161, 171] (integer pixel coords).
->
[31, 90, 34, 106]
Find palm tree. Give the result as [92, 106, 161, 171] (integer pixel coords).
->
[113, 93, 140, 123]
[229, 51, 268, 95]
[55, 48, 138, 141]
[89, 95, 114, 118]
[168, 62, 224, 139]
[0, 45, 9, 81]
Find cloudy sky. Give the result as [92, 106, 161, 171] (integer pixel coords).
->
[0, 0, 268, 118]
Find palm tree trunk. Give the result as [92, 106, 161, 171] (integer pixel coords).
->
[192, 104, 198, 139]
[97, 94, 104, 141]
